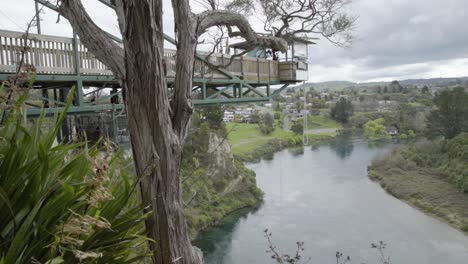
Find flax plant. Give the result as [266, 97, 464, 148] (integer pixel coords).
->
[0, 86, 151, 263]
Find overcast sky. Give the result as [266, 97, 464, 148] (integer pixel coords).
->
[0, 0, 467, 82]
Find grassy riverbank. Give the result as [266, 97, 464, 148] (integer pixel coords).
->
[368, 134, 468, 233]
[227, 123, 337, 161]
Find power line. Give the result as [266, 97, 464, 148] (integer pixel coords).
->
[0, 9, 26, 31]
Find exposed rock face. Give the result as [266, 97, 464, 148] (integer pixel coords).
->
[206, 133, 236, 180]
[183, 131, 263, 239]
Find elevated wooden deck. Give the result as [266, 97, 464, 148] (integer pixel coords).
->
[0, 29, 305, 116]
[0, 29, 304, 84]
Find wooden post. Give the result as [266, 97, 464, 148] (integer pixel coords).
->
[72, 31, 80, 75]
[257, 58, 260, 83]
[291, 41, 295, 80]
[72, 31, 84, 107]
[268, 60, 271, 84]
[240, 56, 244, 79]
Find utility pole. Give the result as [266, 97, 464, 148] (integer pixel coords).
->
[34, 0, 42, 34]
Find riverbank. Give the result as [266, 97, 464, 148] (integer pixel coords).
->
[196, 140, 468, 264]
[368, 135, 468, 234]
[226, 123, 337, 162]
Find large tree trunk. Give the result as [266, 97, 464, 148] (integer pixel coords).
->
[120, 1, 202, 263]
[57, 1, 286, 263]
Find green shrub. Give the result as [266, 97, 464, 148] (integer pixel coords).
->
[462, 223, 468, 233]
[364, 118, 388, 139]
[0, 90, 149, 263]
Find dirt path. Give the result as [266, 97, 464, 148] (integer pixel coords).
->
[304, 128, 338, 134]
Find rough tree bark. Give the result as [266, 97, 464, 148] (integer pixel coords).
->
[56, 0, 287, 263]
[118, 1, 202, 263]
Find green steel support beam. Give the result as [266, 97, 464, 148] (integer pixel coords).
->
[88, 91, 121, 105]
[111, 110, 118, 142]
[207, 84, 234, 99]
[193, 97, 270, 105]
[202, 82, 207, 99]
[239, 83, 243, 98]
[243, 83, 268, 97]
[29, 93, 67, 106]
[26, 104, 125, 116]
[76, 80, 84, 106]
[271, 83, 290, 96]
[25, 95, 270, 117]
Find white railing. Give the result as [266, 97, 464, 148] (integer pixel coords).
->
[0, 29, 284, 82]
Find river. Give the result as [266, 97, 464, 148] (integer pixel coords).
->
[194, 140, 468, 264]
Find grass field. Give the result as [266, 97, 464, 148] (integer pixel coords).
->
[226, 120, 338, 155]
[226, 123, 297, 154]
[307, 114, 342, 129]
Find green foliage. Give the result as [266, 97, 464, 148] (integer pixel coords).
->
[369, 135, 468, 233]
[259, 112, 274, 135]
[426, 87, 468, 139]
[290, 121, 304, 135]
[274, 111, 281, 120]
[400, 134, 468, 192]
[250, 112, 260, 123]
[200, 104, 224, 130]
[330, 97, 353, 123]
[0, 92, 149, 263]
[364, 118, 389, 139]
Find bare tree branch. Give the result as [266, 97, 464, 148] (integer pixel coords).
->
[57, 0, 125, 80]
[197, 10, 288, 52]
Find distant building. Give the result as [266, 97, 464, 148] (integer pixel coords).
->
[223, 111, 235, 122]
[386, 126, 399, 136]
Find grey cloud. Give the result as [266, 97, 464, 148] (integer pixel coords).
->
[1, 0, 466, 82]
[308, 0, 468, 81]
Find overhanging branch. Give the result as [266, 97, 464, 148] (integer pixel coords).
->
[55, 0, 125, 80]
[197, 10, 288, 52]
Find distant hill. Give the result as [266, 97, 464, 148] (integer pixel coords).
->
[298, 77, 468, 91]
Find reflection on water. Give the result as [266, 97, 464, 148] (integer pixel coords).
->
[193, 207, 260, 262]
[195, 139, 468, 264]
[328, 139, 355, 159]
[288, 146, 305, 156]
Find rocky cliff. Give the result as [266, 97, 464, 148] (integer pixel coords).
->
[182, 130, 263, 239]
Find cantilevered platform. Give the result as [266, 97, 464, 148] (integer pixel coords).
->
[0, 29, 308, 117]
